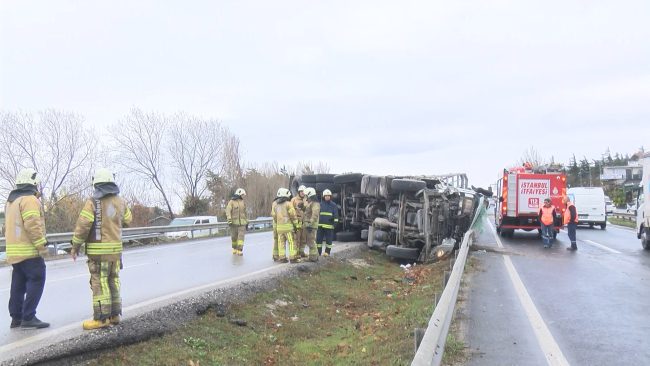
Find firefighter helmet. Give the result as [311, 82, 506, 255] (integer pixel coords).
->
[298, 185, 307, 192]
[305, 187, 317, 199]
[92, 168, 115, 185]
[322, 189, 332, 197]
[277, 188, 291, 198]
[235, 188, 246, 196]
[15, 168, 39, 186]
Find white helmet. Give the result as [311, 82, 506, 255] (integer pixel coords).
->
[276, 188, 291, 198]
[235, 188, 246, 196]
[298, 185, 307, 192]
[92, 168, 115, 185]
[305, 187, 317, 199]
[15, 168, 39, 186]
[322, 189, 332, 197]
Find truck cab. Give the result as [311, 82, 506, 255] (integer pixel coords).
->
[637, 156, 649, 249]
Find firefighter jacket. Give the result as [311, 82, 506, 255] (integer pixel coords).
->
[272, 197, 298, 234]
[72, 184, 132, 261]
[4, 186, 47, 265]
[318, 200, 339, 230]
[303, 199, 321, 230]
[226, 196, 248, 226]
[563, 202, 578, 225]
[538, 205, 556, 226]
[291, 195, 306, 221]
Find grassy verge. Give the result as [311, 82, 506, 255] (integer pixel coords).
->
[87, 250, 448, 366]
[608, 218, 636, 228]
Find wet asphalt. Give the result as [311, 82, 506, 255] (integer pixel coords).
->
[466, 217, 650, 365]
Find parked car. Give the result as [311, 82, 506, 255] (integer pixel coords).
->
[165, 216, 219, 239]
[604, 196, 614, 214]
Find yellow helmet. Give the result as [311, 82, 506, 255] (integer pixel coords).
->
[235, 188, 246, 196]
[298, 185, 307, 192]
[92, 168, 115, 185]
[276, 188, 291, 198]
[15, 168, 39, 186]
[322, 189, 332, 197]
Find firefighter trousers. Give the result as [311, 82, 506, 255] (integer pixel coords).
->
[304, 228, 318, 260]
[9, 257, 46, 322]
[277, 231, 298, 261]
[295, 227, 307, 257]
[88, 259, 121, 320]
[230, 225, 246, 251]
[317, 228, 334, 255]
[272, 225, 279, 260]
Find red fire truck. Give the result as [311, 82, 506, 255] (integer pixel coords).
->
[495, 165, 567, 238]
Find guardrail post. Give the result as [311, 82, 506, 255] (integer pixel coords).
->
[443, 271, 450, 287]
[414, 328, 426, 353]
[449, 258, 455, 271]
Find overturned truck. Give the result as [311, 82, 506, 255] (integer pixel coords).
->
[290, 173, 486, 262]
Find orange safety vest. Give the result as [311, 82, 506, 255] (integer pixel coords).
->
[563, 202, 578, 225]
[540, 205, 555, 226]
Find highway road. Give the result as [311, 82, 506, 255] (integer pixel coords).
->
[0, 231, 327, 363]
[466, 217, 650, 365]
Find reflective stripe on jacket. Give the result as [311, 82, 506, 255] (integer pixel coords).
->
[72, 195, 132, 261]
[563, 203, 578, 225]
[5, 195, 47, 264]
[272, 200, 298, 233]
[539, 205, 555, 226]
[226, 198, 248, 226]
[318, 200, 338, 230]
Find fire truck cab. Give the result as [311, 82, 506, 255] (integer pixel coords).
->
[495, 165, 567, 238]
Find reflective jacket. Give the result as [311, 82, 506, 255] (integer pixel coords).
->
[303, 199, 321, 229]
[563, 202, 578, 225]
[539, 205, 556, 226]
[318, 200, 339, 230]
[72, 194, 132, 261]
[5, 194, 47, 264]
[226, 197, 248, 226]
[272, 198, 298, 234]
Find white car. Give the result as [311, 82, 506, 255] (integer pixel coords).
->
[605, 199, 614, 214]
[165, 216, 219, 239]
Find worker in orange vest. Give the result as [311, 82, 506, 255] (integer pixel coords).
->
[563, 196, 578, 251]
[538, 198, 556, 248]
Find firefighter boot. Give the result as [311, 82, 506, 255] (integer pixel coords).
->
[82, 318, 111, 330]
[109, 315, 121, 325]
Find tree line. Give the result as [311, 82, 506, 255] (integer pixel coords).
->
[0, 108, 328, 233]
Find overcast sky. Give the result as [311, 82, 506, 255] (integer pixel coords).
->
[1, 0, 649, 189]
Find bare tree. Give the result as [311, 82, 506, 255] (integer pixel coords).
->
[519, 146, 545, 167]
[112, 108, 175, 218]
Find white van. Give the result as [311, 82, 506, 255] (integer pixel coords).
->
[165, 216, 219, 239]
[636, 155, 649, 249]
[567, 187, 607, 229]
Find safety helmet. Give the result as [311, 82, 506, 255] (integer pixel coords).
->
[305, 187, 317, 199]
[92, 168, 115, 185]
[235, 188, 246, 196]
[322, 189, 332, 197]
[277, 188, 291, 198]
[298, 185, 307, 192]
[15, 168, 39, 186]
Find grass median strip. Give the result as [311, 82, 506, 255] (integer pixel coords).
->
[608, 218, 636, 228]
[87, 250, 450, 365]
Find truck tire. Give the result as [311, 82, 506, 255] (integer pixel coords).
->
[301, 174, 317, 183]
[360, 229, 369, 240]
[386, 245, 420, 261]
[374, 229, 390, 242]
[333, 173, 364, 185]
[315, 174, 336, 183]
[600, 222, 606, 230]
[642, 228, 650, 250]
[371, 240, 387, 251]
[336, 231, 359, 242]
[315, 182, 336, 194]
[391, 178, 426, 193]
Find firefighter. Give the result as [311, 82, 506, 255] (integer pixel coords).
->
[71, 168, 133, 330]
[563, 196, 578, 251]
[226, 188, 248, 256]
[271, 198, 279, 261]
[291, 185, 307, 257]
[302, 187, 320, 262]
[5, 168, 50, 329]
[317, 189, 338, 256]
[538, 198, 556, 248]
[271, 188, 299, 263]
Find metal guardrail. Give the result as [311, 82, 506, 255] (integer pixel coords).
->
[0, 218, 274, 250]
[609, 212, 636, 221]
[411, 198, 484, 366]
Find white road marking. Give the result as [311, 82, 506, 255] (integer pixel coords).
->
[487, 218, 570, 366]
[582, 239, 621, 254]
